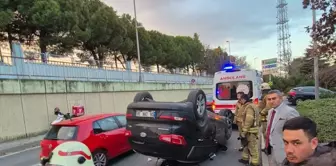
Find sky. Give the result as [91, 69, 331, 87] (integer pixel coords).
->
[103, 0, 314, 70]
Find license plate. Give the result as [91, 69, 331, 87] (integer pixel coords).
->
[136, 110, 155, 118]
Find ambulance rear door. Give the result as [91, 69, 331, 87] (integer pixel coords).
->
[213, 70, 258, 114]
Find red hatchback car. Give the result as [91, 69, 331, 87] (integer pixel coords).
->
[40, 113, 131, 166]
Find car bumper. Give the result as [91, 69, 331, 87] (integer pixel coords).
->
[129, 139, 217, 162]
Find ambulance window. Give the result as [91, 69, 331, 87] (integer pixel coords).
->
[216, 81, 253, 100]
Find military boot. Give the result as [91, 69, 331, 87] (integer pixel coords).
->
[238, 159, 249, 165]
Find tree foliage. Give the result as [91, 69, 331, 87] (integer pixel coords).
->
[271, 54, 336, 92]
[0, 0, 251, 74]
[303, 0, 336, 57]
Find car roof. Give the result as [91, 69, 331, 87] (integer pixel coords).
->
[293, 86, 314, 89]
[54, 113, 124, 126]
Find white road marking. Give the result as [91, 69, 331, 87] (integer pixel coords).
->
[0, 146, 40, 159]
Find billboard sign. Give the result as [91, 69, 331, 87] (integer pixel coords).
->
[262, 58, 278, 75]
[262, 58, 277, 65]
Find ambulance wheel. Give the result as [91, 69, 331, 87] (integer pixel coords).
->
[92, 149, 107, 166]
[219, 109, 233, 140]
[133, 91, 154, 102]
[187, 89, 208, 128]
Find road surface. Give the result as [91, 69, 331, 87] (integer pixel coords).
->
[0, 131, 246, 166]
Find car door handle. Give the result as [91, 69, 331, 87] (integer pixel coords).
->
[100, 135, 107, 139]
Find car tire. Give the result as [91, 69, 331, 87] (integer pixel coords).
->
[218, 109, 233, 140]
[92, 149, 108, 166]
[133, 91, 154, 102]
[187, 89, 207, 120]
[187, 89, 208, 130]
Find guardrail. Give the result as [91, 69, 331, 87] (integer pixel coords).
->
[0, 55, 213, 84]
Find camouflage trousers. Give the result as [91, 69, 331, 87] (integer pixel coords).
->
[242, 133, 260, 165]
[260, 121, 267, 140]
[237, 122, 243, 147]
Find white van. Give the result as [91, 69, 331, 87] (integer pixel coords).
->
[212, 66, 263, 115]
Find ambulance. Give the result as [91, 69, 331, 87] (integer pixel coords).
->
[211, 63, 263, 115]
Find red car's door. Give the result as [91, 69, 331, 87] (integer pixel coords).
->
[94, 117, 123, 157]
[114, 115, 131, 152]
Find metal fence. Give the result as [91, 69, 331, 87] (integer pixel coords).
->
[0, 55, 213, 84]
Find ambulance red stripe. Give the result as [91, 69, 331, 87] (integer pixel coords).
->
[58, 150, 92, 160]
[214, 104, 236, 109]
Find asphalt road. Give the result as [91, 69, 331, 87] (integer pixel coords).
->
[0, 131, 246, 166]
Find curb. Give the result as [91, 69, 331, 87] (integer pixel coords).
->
[0, 135, 44, 156]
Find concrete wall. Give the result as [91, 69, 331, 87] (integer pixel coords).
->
[0, 79, 212, 141]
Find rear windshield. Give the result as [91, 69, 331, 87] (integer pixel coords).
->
[45, 126, 78, 140]
[216, 81, 253, 100]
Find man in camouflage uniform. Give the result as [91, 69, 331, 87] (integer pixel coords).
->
[258, 83, 272, 140]
[233, 91, 246, 151]
[239, 94, 260, 166]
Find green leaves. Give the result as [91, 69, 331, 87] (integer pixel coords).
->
[0, 0, 222, 72]
[297, 99, 336, 143]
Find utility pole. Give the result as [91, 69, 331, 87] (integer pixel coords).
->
[312, 4, 319, 99]
[254, 57, 258, 69]
[226, 41, 231, 63]
[133, 0, 142, 82]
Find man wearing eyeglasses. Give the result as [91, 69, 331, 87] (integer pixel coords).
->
[264, 90, 299, 166]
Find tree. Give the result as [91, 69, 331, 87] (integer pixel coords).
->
[146, 30, 165, 72]
[303, 0, 336, 57]
[74, 0, 125, 67]
[19, 0, 82, 57]
[320, 65, 336, 88]
[0, 0, 35, 52]
[0, 0, 213, 74]
[196, 46, 230, 75]
[234, 56, 251, 69]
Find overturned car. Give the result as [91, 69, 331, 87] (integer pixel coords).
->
[125, 89, 233, 165]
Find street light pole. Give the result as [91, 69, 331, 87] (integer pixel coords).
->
[133, 0, 142, 82]
[312, 5, 319, 99]
[254, 57, 258, 69]
[226, 41, 231, 62]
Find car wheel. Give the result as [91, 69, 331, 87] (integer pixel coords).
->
[92, 150, 108, 166]
[133, 91, 154, 102]
[187, 89, 209, 131]
[218, 109, 233, 140]
[187, 89, 207, 120]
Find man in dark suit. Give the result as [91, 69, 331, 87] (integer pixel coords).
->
[264, 90, 299, 166]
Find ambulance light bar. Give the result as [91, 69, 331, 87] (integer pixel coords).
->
[221, 63, 241, 72]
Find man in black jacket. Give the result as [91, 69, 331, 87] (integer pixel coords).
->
[281, 116, 335, 166]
